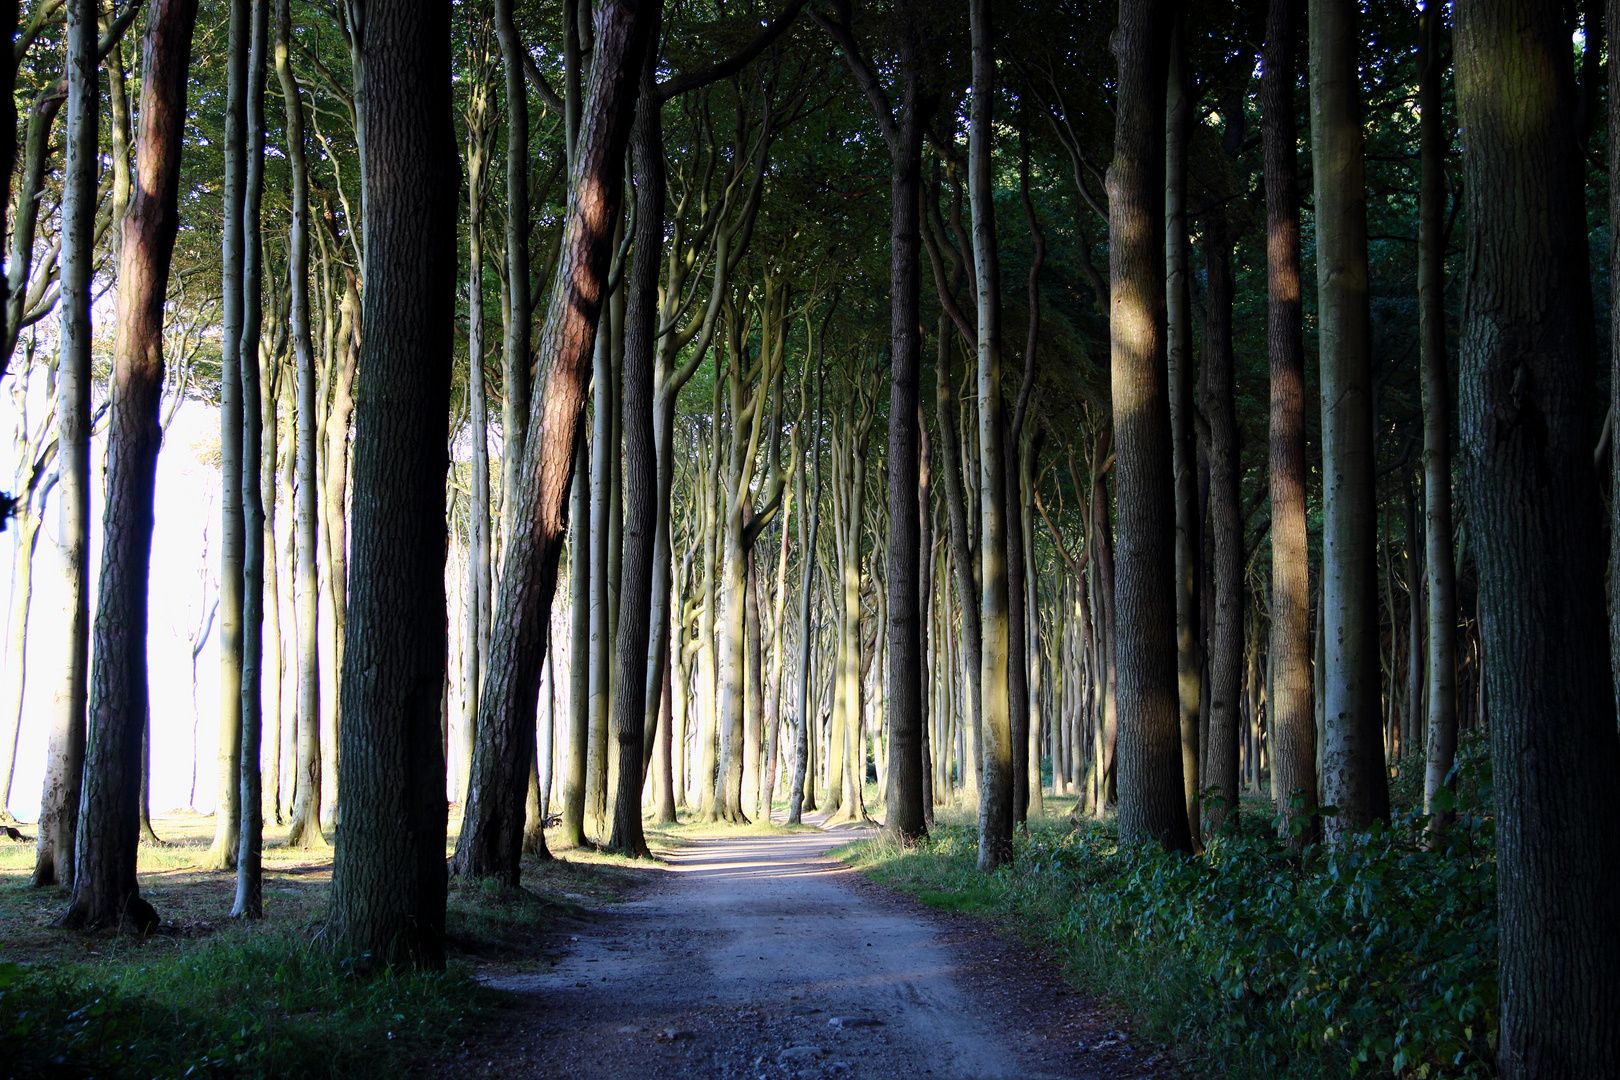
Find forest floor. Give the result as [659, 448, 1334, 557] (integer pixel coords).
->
[449, 810, 1180, 1080]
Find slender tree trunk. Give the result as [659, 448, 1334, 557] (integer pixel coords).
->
[233, 0, 270, 919]
[210, 0, 250, 874]
[1108, 0, 1190, 851]
[0, 0, 15, 380]
[1090, 439, 1119, 808]
[1310, 0, 1388, 839]
[1201, 224, 1243, 833]
[1, 485, 50, 818]
[453, 0, 657, 883]
[1420, 0, 1458, 830]
[561, 429, 590, 847]
[918, 411, 935, 824]
[789, 381, 822, 825]
[59, 0, 198, 931]
[279, 0, 326, 850]
[495, 0, 530, 523]
[607, 24, 662, 857]
[1165, 21, 1201, 840]
[1454, 0, 1620, 1069]
[934, 323, 982, 811]
[33, 0, 93, 890]
[968, 0, 1012, 869]
[1263, 0, 1316, 843]
[879, 3, 931, 844]
[461, 72, 494, 804]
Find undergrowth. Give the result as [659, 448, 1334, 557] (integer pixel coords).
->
[0, 930, 485, 1079]
[843, 746, 1497, 1079]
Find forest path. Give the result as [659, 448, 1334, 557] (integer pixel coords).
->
[463, 822, 1177, 1080]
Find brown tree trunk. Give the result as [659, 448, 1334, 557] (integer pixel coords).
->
[58, 0, 198, 932]
[453, 0, 658, 884]
[1107, 0, 1190, 852]
[607, 25, 661, 856]
[1454, 0, 1620, 1070]
[327, 0, 458, 969]
[1200, 224, 1243, 833]
[1263, 0, 1317, 843]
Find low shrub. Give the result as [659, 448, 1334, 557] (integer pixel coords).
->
[847, 749, 1497, 1079]
[0, 931, 484, 1079]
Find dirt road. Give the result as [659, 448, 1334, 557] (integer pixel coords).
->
[469, 826, 1176, 1080]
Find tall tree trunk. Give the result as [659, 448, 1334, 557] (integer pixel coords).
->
[918, 410, 935, 824]
[789, 380, 822, 825]
[1108, 0, 1190, 852]
[452, 0, 658, 883]
[210, 0, 250, 875]
[328, 0, 457, 969]
[33, 0, 94, 890]
[0, 0, 15, 380]
[934, 323, 982, 808]
[969, 0, 1012, 869]
[1263, 0, 1316, 843]
[1454, 0, 1620, 1069]
[233, 0, 271, 919]
[58, 0, 198, 931]
[1309, 0, 1388, 839]
[879, 0, 932, 844]
[607, 24, 662, 857]
[1200, 223, 1243, 833]
[495, 0, 530, 535]
[1419, 0, 1459, 833]
[278, 0, 326, 850]
[561, 429, 590, 847]
[1165, 20, 1201, 841]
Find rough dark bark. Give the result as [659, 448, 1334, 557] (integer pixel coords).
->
[1309, 0, 1388, 839]
[327, 0, 457, 969]
[1454, 0, 1620, 1070]
[1263, 0, 1316, 843]
[58, 0, 198, 932]
[1108, 0, 1191, 852]
[453, 0, 658, 884]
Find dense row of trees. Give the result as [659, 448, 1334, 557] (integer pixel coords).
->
[0, 0, 1616, 1067]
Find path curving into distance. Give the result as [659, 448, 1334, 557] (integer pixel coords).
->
[465, 823, 1177, 1080]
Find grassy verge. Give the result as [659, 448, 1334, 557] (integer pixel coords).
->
[839, 755, 1497, 1080]
[0, 812, 656, 1079]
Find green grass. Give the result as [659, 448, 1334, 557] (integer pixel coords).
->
[0, 811, 658, 1079]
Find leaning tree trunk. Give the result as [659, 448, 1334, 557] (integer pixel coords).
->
[1309, 0, 1388, 840]
[233, 0, 271, 920]
[58, 0, 198, 932]
[494, 0, 530, 526]
[1454, 0, 1620, 1071]
[209, 0, 250, 875]
[969, 0, 1013, 869]
[278, 0, 326, 850]
[33, 0, 94, 890]
[1108, 0, 1191, 852]
[1200, 223, 1243, 834]
[452, 0, 658, 885]
[1263, 0, 1317, 843]
[327, 0, 458, 969]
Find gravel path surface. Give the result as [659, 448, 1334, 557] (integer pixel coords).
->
[458, 824, 1179, 1080]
